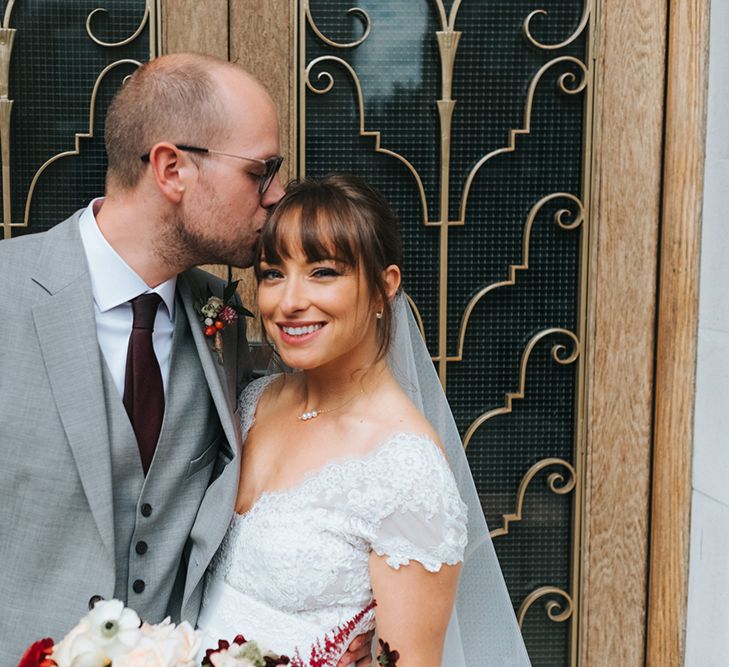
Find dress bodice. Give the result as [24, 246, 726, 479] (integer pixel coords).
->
[197, 374, 468, 663]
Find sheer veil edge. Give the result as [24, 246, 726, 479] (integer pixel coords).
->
[387, 291, 531, 667]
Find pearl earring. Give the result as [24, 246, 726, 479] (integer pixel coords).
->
[375, 311, 383, 319]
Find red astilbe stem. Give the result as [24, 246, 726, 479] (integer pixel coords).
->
[290, 600, 378, 667]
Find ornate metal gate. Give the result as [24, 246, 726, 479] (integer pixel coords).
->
[299, 2, 593, 664]
[0, 0, 158, 239]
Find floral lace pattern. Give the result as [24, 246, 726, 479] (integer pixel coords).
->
[199, 374, 468, 658]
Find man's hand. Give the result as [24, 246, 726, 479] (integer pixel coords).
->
[336, 630, 374, 667]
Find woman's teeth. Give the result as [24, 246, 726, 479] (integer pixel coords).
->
[282, 324, 323, 336]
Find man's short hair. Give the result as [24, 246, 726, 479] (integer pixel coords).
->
[104, 54, 235, 191]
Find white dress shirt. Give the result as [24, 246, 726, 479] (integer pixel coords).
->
[78, 199, 176, 398]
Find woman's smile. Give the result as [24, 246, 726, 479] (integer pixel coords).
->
[277, 321, 327, 345]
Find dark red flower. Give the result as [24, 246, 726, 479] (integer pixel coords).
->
[377, 639, 400, 666]
[202, 638, 232, 666]
[17, 638, 55, 667]
[219, 305, 238, 325]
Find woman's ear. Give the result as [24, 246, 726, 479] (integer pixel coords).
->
[382, 264, 402, 302]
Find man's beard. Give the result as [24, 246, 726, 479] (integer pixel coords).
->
[156, 207, 259, 270]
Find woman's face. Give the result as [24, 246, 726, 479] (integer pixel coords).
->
[257, 232, 380, 372]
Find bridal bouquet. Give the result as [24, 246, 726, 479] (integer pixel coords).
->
[17, 599, 201, 667]
[17, 599, 399, 667]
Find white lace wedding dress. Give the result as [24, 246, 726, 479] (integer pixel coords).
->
[196, 374, 468, 663]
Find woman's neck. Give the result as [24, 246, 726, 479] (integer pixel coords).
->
[299, 359, 388, 415]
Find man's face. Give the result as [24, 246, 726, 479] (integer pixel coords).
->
[175, 78, 285, 268]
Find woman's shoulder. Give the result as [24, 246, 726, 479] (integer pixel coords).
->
[238, 373, 280, 407]
[237, 372, 295, 434]
[360, 380, 446, 458]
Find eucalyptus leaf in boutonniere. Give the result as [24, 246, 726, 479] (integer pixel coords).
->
[194, 280, 253, 364]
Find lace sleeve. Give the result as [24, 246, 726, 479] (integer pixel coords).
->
[237, 373, 281, 437]
[364, 434, 468, 573]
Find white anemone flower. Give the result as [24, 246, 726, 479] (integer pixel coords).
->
[52, 619, 110, 667]
[86, 599, 142, 658]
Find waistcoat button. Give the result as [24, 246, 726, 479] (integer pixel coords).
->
[141, 503, 152, 517]
[135, 540, 148, 555]
[133, 579, 145, 594]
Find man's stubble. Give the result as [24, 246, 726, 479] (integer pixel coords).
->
[154, 181, 264, 271]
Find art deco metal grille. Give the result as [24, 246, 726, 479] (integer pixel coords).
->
[299, 2, 593, 664]
[0, 0, 158, 238]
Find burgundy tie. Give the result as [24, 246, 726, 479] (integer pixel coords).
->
[123, 293, 164, 475]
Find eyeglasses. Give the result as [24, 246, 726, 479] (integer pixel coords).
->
[140, 144, 284, 195]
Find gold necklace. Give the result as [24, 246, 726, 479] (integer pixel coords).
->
[297, 388, 363, 422]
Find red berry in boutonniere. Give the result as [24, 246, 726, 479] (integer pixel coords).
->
[194, 279, 254, 364]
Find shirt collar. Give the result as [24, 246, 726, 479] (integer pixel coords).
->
[78, 198, 176, 318]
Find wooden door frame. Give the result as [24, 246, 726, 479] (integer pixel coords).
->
[646, 0, 708, 664]
[162, 1, 709, 664]
[581, 0, 707, 663]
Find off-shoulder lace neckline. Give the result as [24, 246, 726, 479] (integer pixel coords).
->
[235, 430, 444, 519]
[236, 375, 447, 518]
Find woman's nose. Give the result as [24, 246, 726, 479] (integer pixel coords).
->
[278, 277, 309, 314]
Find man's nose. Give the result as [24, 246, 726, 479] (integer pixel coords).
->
[261, 172, 285, 209]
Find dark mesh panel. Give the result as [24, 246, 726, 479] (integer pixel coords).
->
[4, 1, 151, 235]
[305, 2, 587, 664]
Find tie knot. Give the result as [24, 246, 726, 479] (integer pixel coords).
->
[130, 293, 162, 330]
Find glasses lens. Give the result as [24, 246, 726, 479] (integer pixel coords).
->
[260, 157, 283, 194]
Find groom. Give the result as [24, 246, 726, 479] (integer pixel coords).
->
[0, 54, 370, 666]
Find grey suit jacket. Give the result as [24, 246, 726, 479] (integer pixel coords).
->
[0, 211, 250, 662]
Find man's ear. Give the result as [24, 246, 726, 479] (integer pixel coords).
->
[146, 143, 193, 204]
[382, 264, 401, 302]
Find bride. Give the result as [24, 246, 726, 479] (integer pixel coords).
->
[196, 174, 530, 666]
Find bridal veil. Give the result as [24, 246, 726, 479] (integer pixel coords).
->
[387, 291, 531, 666]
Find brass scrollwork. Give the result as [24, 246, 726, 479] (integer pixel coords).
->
[490, 457, 576, 538]
[2, 1, 16, 30]
[305, 56, 430, 223]
[523, 3, 591, 51]
[22, 59, 141, 228]
[518, 586, 574, 627]
[452, 193, 584, 361]
[86, 5, 150, 48]
[462, 328, 580, 449]
[433, 0, 463, 32]
[459, 56, 588, 225]
[304, 1, 371, 49]
[302, 3, 593, 662]
[0, 26, 15, 240]
[0, 1, 16, 239]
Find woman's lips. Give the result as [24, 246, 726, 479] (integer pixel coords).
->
[276, 322, 326, 345]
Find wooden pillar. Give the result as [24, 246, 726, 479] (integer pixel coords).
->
[161, 1, 229, 59]
[228, 0, 297, 337]
[580, 0, 667, 663]
[160, 0, 296, 343]
[646, 1, 709, 664]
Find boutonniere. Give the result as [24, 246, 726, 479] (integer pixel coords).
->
[194, 280, 253, 364]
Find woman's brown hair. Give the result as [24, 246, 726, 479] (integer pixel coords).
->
[257, 173, 403, 361]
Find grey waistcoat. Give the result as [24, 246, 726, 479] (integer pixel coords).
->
[103, 297, 224, 623]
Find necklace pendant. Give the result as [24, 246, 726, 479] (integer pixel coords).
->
[299, 410, 319, 421]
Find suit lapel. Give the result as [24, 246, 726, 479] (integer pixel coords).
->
[176, 272, 238, 459]
[31, 216, 115, 558]
[176, 271, 243, 616]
